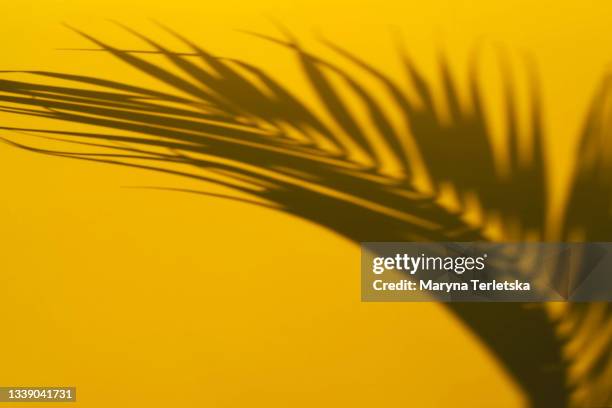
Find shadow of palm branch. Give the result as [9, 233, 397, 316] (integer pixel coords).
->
[0, 24, 609, 407]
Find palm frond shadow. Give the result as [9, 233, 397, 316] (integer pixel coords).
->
[0, 25, 610, 407]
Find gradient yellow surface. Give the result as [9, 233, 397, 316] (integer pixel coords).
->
[1, 0, 610, 406]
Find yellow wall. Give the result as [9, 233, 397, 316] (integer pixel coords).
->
[2, 1, 610, 406]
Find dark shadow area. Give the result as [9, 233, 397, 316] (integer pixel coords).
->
[0, 24, 610, 407]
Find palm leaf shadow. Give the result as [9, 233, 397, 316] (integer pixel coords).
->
[0, 25, 610, 407]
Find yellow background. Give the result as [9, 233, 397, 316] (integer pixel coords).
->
[1, 0, 610, 406]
